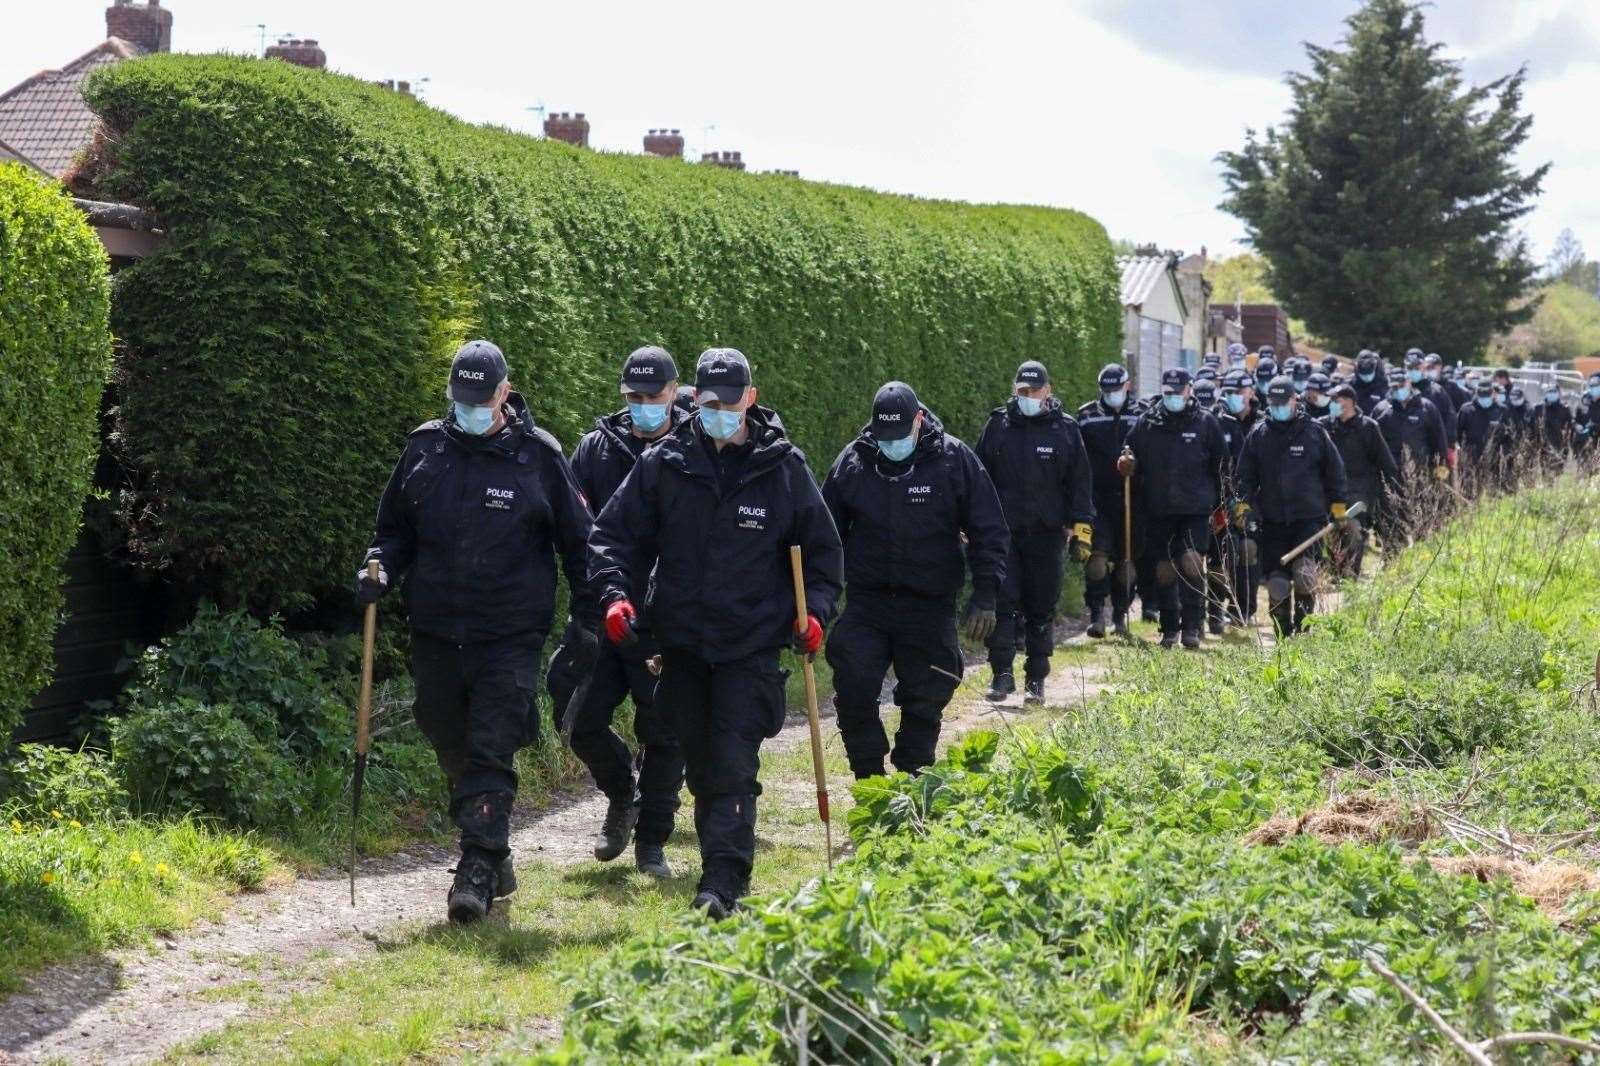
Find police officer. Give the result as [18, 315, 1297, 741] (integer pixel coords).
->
[1119, 368, 1228, 648]
[976, 360, 1095, 703]
[1322, 383, 1397, 577]
[1234, 377, 1347, 635]
[588, 348, 843, 919]
[1408, 350, 1458, 460]
[561, 346, 688, 878]
[1374, 367, 1448, 547]
[1429, 353, 1470, 414]
[361, 340, 596, 924]
[1288, 357, 1313, 396]
[1216, 368, 1262, 626]
[1076, 363, 1144, 638]
[1254, 355, 1279, 393]
[1320, 355, 1341, 380]
[1225, 342, 1249, 372]
[1531, 383, 1573, 471]
[1304, 372, 1335, 419]
[1575, 372, 1600, 461]
[1456, 378, 1509, 497]
[822, 382, 1008, 779]
[1352, 350, 1388, 414]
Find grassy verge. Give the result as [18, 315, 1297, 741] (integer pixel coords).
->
[535, 478, 1600, 1063]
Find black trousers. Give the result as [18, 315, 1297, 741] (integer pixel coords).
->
[544, 617, 593, 731]
[1258, 518, 1325, 631]
[826, 590, 962, 778]
[1143, 513, 1211, 635]
[1084, 499, 1138, 617]
[655, 648, 787, 899]
[566, 634, 684, 846]
[410, 631, 543, 860]
[988, 528, 1064, 682]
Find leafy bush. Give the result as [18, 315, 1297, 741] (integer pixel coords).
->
[82, 55, 1119, 613]
[0, 743, 127, 822]
[0, 163, 112, 734]
[118, 603, 344, 760]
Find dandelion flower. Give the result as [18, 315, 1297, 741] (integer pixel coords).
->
[41, 871, 55, 885]
[155, 863, 170, 877]
[70, 819, 83, 829]
[128, 851, 144, 866]
[9, 819, 21, 834]
[50, 809, 63, 820]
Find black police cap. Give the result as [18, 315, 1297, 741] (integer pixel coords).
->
[868, 381, 920, 441]
[448, 340, 508, 404]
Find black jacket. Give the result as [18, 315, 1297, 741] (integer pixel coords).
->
[1125, 401, 1229, 517]
[588, 407, 843, 663]
[366, 393, 593, 643]
[1352, 371, 1389, 415]
[1441, 378, 1472, 411]
[822, 409, 1008, 602]
[1418, 380, 1458, 447]
[1457, 402, 1510, 463]
[975, 398, 1096, 533]
[1218, 402, 1263, 475]
[1322, 411, 1398, 507]
[1532, 401, 1573, 453]
[1235, 412, 1347, 524]
[1074, 397, 1144, 505]
[1373, 394, 1447, 472]
[1576, 398, 1598, 450]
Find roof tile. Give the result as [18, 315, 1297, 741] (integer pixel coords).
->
[0, 40, 137, 179]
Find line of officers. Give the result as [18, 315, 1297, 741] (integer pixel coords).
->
[355, 339, 1600, 923]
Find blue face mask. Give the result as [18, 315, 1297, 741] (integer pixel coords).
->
[1223, 394, 1246, 415]
[1269, 403, 1294, 422]
[877, 434, 916, 462]
[1016, 395, 1045, 417]
[1588, 385, 1600, 400]
[1407, 369, 1424, 383]
[1545, 391, 1561, 405]
[1161, 393, 1186, 414]
[698, 405, 743, 440]
[1103, 389, 1126, 410]
[1293, 380, 1308, 394]
[1494, 392, 1507, 406]
[453, 401, 497, 436]
[628, 401, 670, 434]
[1476, 396, 1493, 409]
[1358, 371, 1375, 383]
[1392, 387, 1412, 403]
[1310, 396, 1330, 411]
[1510, 395, 1525, 407]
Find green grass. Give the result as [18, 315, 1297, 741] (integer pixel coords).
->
[538, 476, 1600, 1063]
[0, 815, 276, 994]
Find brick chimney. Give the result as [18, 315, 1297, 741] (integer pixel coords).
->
[105, 0, 173, 54]
[700, 151, 746, 171]
[643, 129, 685, 159]
[265, 37, 328, 69]
[544, 112, 590, 148]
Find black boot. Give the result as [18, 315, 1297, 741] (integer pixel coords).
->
[496, 855, 518, 898]
[635, 840, 672, 880]
[1181, 627, 1201, 650]
[594, 795, 640, 862]
[691, 888, 735, 920]
[1023, 678, 1045, 705]
[1112, 611, 1130, 637]
[1085, 606, 1107, 639]
[986, 672, 1015, 702]
[1159, 630, 1178, 648]
[447, 850, 498, 924]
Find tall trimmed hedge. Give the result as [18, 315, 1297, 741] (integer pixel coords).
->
[84, 55, 1119, 613]
[0, 164, 113, 736]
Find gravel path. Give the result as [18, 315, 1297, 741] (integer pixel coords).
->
[0, 635, 1111, 1066]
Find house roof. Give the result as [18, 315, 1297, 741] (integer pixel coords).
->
[0, 38, 140, 179]
[1118, 255, 1189, 317]
[0, 134, 47, 174]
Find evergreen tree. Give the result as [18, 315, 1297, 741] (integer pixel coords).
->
[1218, 0, 1547, 360]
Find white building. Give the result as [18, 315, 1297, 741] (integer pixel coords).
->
[1118, 255, 1189, 396]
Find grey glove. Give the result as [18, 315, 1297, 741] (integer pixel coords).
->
[355, 564, 389, 605]
[962, 599, 997, 643]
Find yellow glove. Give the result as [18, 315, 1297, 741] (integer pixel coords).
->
[1433, 465, 1449, 481]
[1231, 500, 1250, 529]
[1071, 522, 1093, 562]
[1330, 501, 1347, 521]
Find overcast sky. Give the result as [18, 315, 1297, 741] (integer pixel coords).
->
[5, 0, 1596, 262]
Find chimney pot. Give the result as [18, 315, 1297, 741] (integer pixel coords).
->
[265, 35, 328, 69]
[106, 0, 174, 54]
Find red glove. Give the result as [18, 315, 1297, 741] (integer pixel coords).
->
[792, 613, 823, 655]
[604, 600, 638, 646]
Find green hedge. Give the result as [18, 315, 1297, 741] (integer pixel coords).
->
[0, 164, 112, 737]
[84, 55, 1119, 613]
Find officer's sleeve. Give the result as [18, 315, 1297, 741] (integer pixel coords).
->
[1204, 414, 1229, 502]
[1318, 426, 1348, 507]
[1426, 402, 1447, 464]
[1368, 419, 1401, 489]
[1234, 430, 1261, 506]
[820, 447, 853, 546]
[365, 447, 416, 579]
[974, 415, 999, 479]
[956, 443, 1009, 600]
[788, 458, 845, 627]
[544, 448, 598, 626]
[1061, 423, 1096, 525]
[588, 457, 659, 608]
[569, 432, 601, 510]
